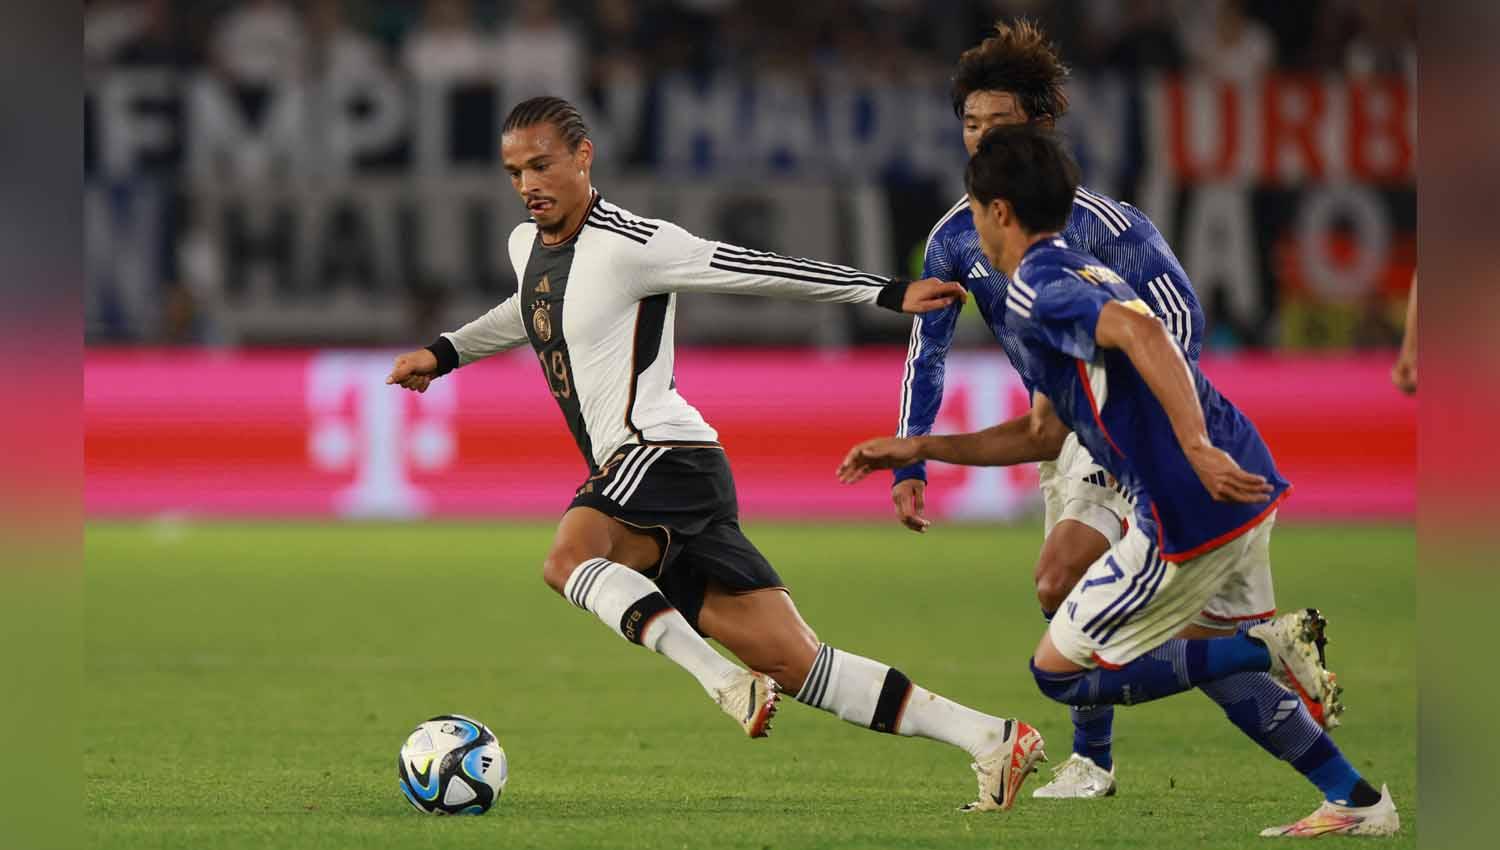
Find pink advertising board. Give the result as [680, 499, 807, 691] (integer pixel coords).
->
[85, 349, 1413, 521]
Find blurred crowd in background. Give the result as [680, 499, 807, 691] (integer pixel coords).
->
[84, 0, 1416, 351]
[86, 0, 1416, 85]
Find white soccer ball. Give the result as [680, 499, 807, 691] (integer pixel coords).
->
[397, 714, 508, 815]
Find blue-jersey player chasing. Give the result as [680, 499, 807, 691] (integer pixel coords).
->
[841, 125, 1399, 838]
[898, 20, 1233, 799]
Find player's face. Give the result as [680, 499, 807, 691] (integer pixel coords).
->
[967, 194, 1021, 275]
[967, 195, 1001, 266]
[501, 123, 593, 233]
[962, 91, 1027, 155]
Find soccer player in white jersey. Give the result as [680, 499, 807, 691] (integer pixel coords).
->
[385, 97, 1046, 811]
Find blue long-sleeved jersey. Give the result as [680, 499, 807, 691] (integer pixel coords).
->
[1004, 237, 1289, 558]
[894, 187, 1205, 484]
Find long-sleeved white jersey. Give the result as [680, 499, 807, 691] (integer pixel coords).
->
[428, 192, 908, 472]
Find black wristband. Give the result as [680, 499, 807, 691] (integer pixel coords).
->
[876, 279, 910, 312]
[424, 336, 460, 376]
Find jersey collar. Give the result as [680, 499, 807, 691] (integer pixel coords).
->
[1020, 233, 1067, 263]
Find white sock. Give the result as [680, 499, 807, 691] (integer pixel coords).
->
[563, 558, 739, 694]
[796, 644, 1010, 758]
[899, 685, 1014, 759]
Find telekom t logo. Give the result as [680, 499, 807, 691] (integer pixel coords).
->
[929, 353, 1037, 519]
[306, 353, 456, 517]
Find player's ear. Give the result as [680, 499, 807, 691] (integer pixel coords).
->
[992, 198, 1013, 228]
[574, 138, 594, 175]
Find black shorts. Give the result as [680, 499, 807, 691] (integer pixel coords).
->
[569, 445, 784, 630]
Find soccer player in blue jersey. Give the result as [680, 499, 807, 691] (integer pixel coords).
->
[895, 20, 1263, 799]
[842, 125, 1399, 837]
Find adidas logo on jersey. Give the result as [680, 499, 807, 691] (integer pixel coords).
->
[967, 262, 987, 279]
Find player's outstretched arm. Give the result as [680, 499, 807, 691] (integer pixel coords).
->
[837, 408, 1068, 484]
[891, 232, 964, 531]
[387, 349, 439, 393]
[898, 279, 968, 313]
[386, 294, 530, 393]
[1093, 302, 1272, 504]
[639, 225, 965, 313]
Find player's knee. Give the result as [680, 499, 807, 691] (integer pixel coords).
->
[1030, 658, 1083, 704]
[540, 548, 588, 595]
[1034, 556, 1076, 613]
[1030, 635, 1090, 703]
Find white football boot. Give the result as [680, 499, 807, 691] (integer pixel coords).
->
[712, 670, 779, 738]
[1259, 785, 1400, 838]
[1250, 608, 1345, 729]
[960, 720, 1047, 812]
[1032, 753, 1117, 799]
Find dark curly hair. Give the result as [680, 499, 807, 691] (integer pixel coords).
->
[950, 20, 1071, 123]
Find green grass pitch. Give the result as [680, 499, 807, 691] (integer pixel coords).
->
[86, 521, 1415, 849]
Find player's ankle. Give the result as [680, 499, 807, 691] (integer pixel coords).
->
[1346, 779, 1382, 808]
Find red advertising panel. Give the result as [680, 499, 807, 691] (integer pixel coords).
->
[85, 349, 1412, 521]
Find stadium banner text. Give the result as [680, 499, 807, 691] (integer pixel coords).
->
[87, 72, 1414, 349]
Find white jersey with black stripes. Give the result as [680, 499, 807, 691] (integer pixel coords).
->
[439, 192, 900, 471]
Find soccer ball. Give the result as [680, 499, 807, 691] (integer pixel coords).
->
[397, 714, 508, 815]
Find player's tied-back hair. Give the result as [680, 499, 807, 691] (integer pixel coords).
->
[502, 96, 591, 149]
[951, 19, 1070, 122]
[965, 124, 1079, 234]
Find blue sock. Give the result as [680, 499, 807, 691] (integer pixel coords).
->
[1032, 635, 1270, 706]
[1198, 672, 1358, 797]
[1207, 676, 1378, 806]
[1295, 735, 1372, 804]
[1042, 608, 1115, 769]
[1195, 617, 1378, 807]
[1070, 705, 1114, 770]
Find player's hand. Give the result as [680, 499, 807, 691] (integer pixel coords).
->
[901, 278, 967, 314]
[386, 349, 440, 393]
[838, 437, 923, 483]
[1390, 349, 1417, 395]
[889, 478, 931, 533]
[1186, 444, 1274, 504]
[836, 439, 931, 532]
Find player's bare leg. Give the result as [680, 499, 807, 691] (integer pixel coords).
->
[541, 507, 753, 730]
[700, 584, 1046, 811]
[1032, 519, 1118, 799]
[696, 585, 819, 689]
[1034, 519, 1111, 615]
